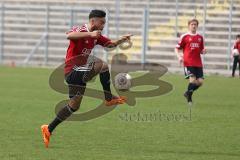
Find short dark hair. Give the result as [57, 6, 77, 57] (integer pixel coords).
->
[236, 34, 240, 39]
[89, 10, 106, 19]
[188, 18, 199, 26]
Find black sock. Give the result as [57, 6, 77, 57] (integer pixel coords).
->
[192, 84, 200, 91]
[232, 56, 238, 76]
[48, 105, 76, 133]
[48, 118, 62, 133]
[187, 83, 196, 93]
[100, 70, 112, 101]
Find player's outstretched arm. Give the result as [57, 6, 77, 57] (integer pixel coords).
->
[105, 34, 133, 48]
[67, 30, 101, 40]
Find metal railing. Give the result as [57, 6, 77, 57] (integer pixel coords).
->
[0, 4, 109, 64]
[0, 0, 239, 74]
[0, 3, 4, 64]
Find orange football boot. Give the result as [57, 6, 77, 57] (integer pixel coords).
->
[105, 96, 127, 106]
[41, 125, 51, 148]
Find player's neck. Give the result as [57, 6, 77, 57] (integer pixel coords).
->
[189, 31, 197, 35]
[86, 23, 93, 32]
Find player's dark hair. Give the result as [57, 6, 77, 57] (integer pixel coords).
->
[89, 10, 106, 19]
[236, 34, 240, 39]
[188, 18, 199, 26]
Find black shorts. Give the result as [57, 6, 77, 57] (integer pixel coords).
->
[65, 63, 95, 98]
[184, 66, 204, 79]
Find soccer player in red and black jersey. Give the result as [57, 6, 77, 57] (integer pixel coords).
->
[175, 19, 207, 105]
[41, 10, 132, 148]
[231, 34, 240, 77]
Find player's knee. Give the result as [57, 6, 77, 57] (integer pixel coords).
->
[68, 96, 83, 111]
[197, 79, 204, 86]
[93, 59, 104, 73]
[189, 76, 197, 83]
[100, 63, 109, 73]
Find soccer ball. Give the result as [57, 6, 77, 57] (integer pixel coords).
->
[114, 73, 132, 91]
[233, 49, 239, 56]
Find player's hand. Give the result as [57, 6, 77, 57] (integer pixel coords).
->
[178, 56, 183, 65]
[120, 34, 133, 42]
[118, 34, 133, 50]
[90, 30, 101, 38]
[202, 48, 207, 54]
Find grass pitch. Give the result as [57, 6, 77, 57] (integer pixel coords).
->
[0, 66, 239, 160]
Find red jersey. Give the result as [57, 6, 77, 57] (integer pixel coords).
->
[176, 32, 205, 67]
[64, 24, 111, 75]
[233, 41, 240, 53]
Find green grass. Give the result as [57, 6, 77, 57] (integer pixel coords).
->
[0, 66, 239, 160]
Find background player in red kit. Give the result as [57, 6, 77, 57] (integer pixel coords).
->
[231, 34, 240, 77]
[175, 19, 207, 105]
[41, 10, 132, 148]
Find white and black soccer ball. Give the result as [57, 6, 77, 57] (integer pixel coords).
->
[233, 49, 239, 56]
[114, 73, 132, 91]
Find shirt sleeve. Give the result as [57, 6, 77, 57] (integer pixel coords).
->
[97, 35, 112, 47]
[66, 26, 81, 34]
[176, 35, 185, 49]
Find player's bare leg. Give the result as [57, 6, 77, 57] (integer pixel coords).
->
[196, 78, 204, 88]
